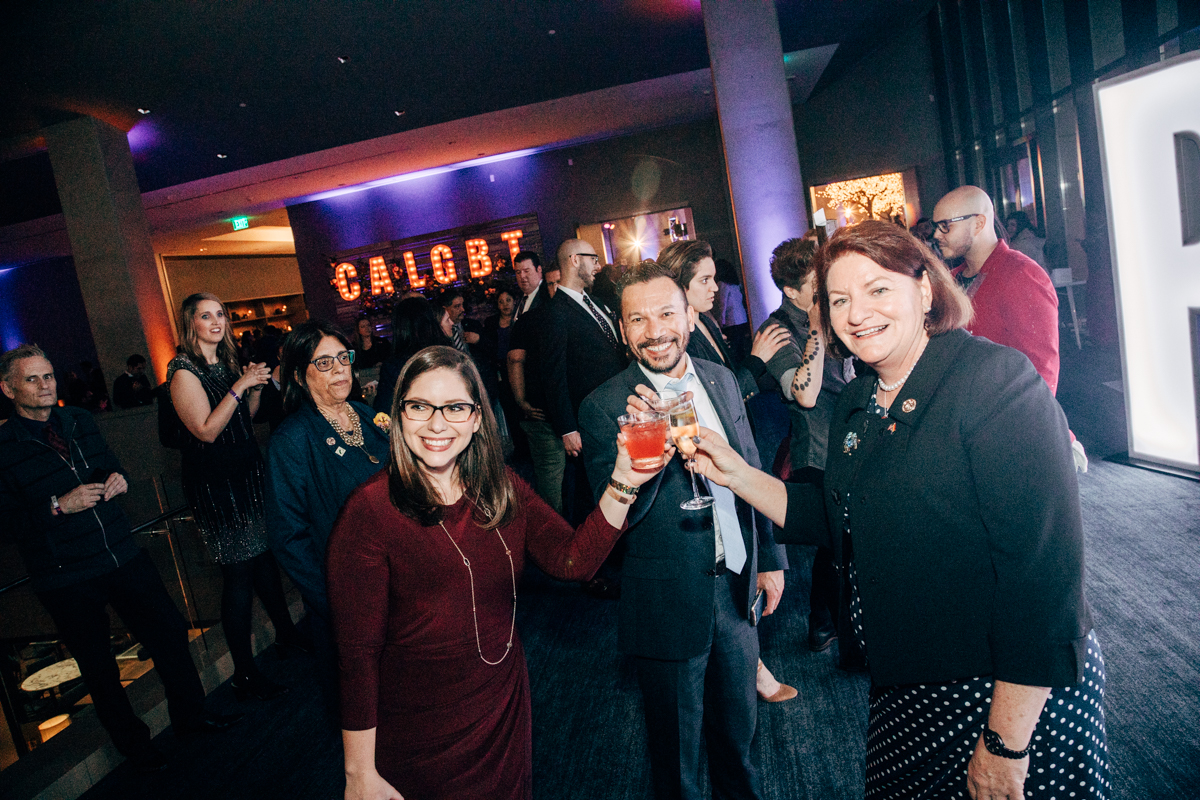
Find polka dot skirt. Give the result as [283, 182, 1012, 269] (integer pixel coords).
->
[853, 394, 1110, 798]
[862, 631, 1109, 799]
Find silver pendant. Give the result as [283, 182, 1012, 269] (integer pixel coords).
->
[843, 431, 859, 455]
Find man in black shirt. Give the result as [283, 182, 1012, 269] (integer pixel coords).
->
[112, 353, 154, 408]
[0, 344, 240, 772]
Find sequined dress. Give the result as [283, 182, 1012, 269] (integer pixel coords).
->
[167, 354, 268, 564]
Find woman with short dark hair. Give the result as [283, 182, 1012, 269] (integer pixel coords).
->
[692, 220, 1108, 799]
[265, 320, 391, 713]
[328, 346, 663, 800]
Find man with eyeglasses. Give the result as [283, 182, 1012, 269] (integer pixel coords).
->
[542, 239, 628, 530]
[932, 185, 1061, 396]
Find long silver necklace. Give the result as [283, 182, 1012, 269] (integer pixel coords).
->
[317, 402, 380, 463]
[437, 521, 517, 666]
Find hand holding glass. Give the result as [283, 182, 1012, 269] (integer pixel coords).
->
[617, 411, 670, 470]
[668, 399, 714, 510]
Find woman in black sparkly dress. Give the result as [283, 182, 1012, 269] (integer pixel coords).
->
[169, 293, 309, 701]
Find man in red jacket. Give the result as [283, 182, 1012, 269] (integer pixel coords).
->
[932, 185, 1060, 394]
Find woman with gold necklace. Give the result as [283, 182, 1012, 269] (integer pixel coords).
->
[266, 320, 391, 718]
[327, 345, 662, 800]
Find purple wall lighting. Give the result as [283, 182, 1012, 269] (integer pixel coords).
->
[0, 258, 100, 374]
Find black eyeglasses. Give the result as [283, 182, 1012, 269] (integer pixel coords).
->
[309, 350, 355, 371]
[399, 400, 479, 423]
[931, 214, 980, 234]
[576, 252, 601, 262]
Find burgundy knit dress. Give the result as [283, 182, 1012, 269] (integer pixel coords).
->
[327, 469, 623, 800]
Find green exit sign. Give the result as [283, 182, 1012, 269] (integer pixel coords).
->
[231, 217, 250, 231]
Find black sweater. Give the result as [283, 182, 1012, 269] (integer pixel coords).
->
[779, 329, 1092, 688]
[0, 407, 139, 590]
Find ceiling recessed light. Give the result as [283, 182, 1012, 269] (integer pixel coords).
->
[239, 102, 247, 107]
[137, 108, 150, 115]
[217, 153, 228, 159]
[548, 29, 555, 35]
[337, 56, 350, 64]
[394, 110, 405, 116]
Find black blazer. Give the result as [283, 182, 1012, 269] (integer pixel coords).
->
[579, 359, 788, 661]
[514, 281, 552, 320]
[779, 329, 1091, 688]
[542, 291, 627, 437]
[686, 313, 766, 405]
[264, 401, 390, 618]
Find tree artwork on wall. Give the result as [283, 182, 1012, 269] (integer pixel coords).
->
[811, 172, 907, 226]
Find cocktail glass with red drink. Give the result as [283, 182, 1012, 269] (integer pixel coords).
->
[618, 410, 669, 470]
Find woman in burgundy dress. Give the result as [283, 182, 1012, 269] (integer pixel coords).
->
[327, 346, 664, 800]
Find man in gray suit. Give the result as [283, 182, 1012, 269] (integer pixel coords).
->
[578, 262, 787, 800]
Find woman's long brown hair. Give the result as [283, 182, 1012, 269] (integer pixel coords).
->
[387, 346, 516, 529]
[177, 292, 241, 374]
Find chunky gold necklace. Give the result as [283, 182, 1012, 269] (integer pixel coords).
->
[317, 402, 379, 463]
[438, 521, 516, 666]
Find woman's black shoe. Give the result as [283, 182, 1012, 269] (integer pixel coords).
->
[230, 673, 290, 702]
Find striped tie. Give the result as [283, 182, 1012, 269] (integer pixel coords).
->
[451, 322, 468, 353]
[582, 293, 620, 350]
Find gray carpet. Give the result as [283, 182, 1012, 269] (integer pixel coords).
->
[76, 344, 1200, 799]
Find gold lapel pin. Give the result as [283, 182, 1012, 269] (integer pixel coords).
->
[901, 398, 917, 413]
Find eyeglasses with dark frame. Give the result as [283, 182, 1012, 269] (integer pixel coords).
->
[399, 400, 479, 423]
[309, 350, 355, 372]
[576, 252, 601, 262]
[931, 213, 981, 234]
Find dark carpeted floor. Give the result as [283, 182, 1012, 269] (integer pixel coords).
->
[78, 343, 1200, 799]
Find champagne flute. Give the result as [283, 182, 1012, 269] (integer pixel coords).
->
[669, 399, 714, 510]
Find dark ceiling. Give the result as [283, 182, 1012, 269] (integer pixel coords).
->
[0, 0, 935, 227]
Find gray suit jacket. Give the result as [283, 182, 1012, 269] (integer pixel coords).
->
[579, 358, 788, 661]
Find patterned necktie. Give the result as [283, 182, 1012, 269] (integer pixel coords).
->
[451, 321, 468, 353]
[665, 373, 747, 574]
[582, 293, 620, 350]
[44, 424, 71, 460]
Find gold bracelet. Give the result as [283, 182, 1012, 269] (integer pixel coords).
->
[608, 477, 639, 497]
[605, 485, 636, 505]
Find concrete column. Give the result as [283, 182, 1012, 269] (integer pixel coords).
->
[44, 116, 175, 385]
[702, 0, 806, 325]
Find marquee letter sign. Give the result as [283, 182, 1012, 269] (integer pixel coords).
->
[368, 256, 395, 295]
[430, 244, 457, 284]
[465, 238, 493, 278]
[327, 215, 541, 315]
[334, 262, 361, 301]
[1096, 52, 1200, 472]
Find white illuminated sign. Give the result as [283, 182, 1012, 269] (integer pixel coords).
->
[1096, 51, 1200, 472]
